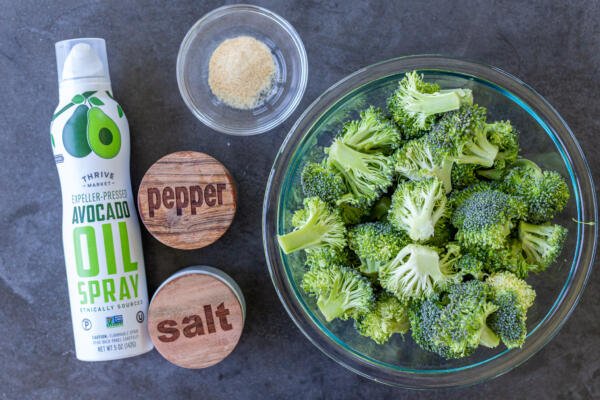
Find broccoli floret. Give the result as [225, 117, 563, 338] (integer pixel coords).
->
[456, 253, 486, 280]
[394, 137, 454, 193]
[327, 138, 394, 207]
[389, 178, 448, 241]
[408, 296, 447, 355]
[500, 159, 570, 223]
[486, 272, 536, 348]
[348, 222, 411, 275]
[387, 71, 473, 139]
[379, 244, 458, 300]
[340, 106, 401, 154]
[278, 197, 347, 254]
[486, 121, 519, 161]
[487, 293, 526, 349]
[486, 271, 536, 311]
[447, 181, 496, 211]
[518, 221, 567, 271]
[354, 293, 410, 344]
[305, 247, 356, 269]
[302, 264, 374, 322]
[409, 281, 499, 359]
[469, 239, 535, 278]
[451, 163, 481, 190]
[477, 121, 519, 180]
[429, 104, 499, 168]
[301, 162, 347, 204]
[452, 189, 526, 250]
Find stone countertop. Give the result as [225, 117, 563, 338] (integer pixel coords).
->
[0, 0, 598, 398]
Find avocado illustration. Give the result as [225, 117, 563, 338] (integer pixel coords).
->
[87, 107, 121, 159]
[62, 105, 92, 157]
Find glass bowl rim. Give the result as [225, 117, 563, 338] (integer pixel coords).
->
[176, 4, 308, 136]
[262, 55, 598, 388]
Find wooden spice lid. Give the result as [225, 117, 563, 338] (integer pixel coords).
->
[148, 266, 245, 369]
[137, 151, 237, 250]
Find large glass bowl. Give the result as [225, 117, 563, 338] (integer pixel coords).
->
[262, 56, 598, 388]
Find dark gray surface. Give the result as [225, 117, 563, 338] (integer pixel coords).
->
[0, 0, 598, 398]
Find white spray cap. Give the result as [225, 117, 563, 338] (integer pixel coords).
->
[55, 38, 110, 88]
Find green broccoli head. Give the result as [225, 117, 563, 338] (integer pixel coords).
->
[486, 271, 536, 312]
[451, 163, 481, 190]
[305, 247, 356, 270]
[486, 272, 536, 348]
[518, 221, 567, 271]
[447, 181, 497, 211]
[468, 239, 536, 279]
[455, 253, 486, 280]
[389, 177, 448, 241]
[348, 222, 411, 275]
[301, 162, 347, 204]
[409, 280, 500, 359]
[394, 137, 454, 193]
[387, 71, 473, 139]
[327, 138, 394, 207]
[340, 106, 401, 154]
[477, 121, 519, 180]
[451, 189, 526, 250]
[379, 244, 458, 301]
[501, 159, 570, 223]
[277, 197, 347, 254]
[487, 293, 526, 349]
[429, 104, 499, 168]
[302, 264, 374, 322]
[354, 293, 410, 344]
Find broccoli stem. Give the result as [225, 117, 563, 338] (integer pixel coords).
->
[360, 259, 381, 275]
[458, 139, 499, 167]
[407, 207, 436, 240]
[329, 140, 366, 170]
[480, 305, 500, 347]
[438, 158, 454, 194]
[317, 293, 344, 321]
[278, 224, 330, 254]
[476, 166, 505, 180]
[407, 91, 464, 116]
[479, 324, 500, 348]
[520, 228, 552, 257]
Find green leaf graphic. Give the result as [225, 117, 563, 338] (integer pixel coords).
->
[51, 102, 74, 121]
[71, 94, 85, 104]
[117, 104, 124, 118]
[105, 91, 115, 100]
[50, 132, 55, 148]
[89, 97, 105, 106]
[82, 91, 97, 98]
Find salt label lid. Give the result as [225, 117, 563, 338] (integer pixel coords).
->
[137, 151, 237, 250]
[148, 266, 245, 369]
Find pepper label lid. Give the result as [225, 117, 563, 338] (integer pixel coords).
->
[137, 151, 237, 250]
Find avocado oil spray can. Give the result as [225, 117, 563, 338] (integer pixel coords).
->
[50, 38, 153, 361]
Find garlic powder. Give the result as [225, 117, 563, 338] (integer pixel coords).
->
[208, 36, 276, 110]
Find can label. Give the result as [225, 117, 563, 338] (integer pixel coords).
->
[51, 89, 152, 361]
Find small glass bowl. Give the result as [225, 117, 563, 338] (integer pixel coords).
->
[177, 4, 308, 136]
[262, 56, 598, 388]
